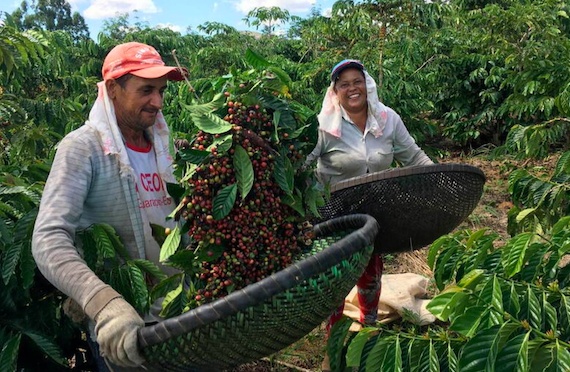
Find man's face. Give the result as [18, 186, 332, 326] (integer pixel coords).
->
[109, 75, 168, 132]
[334, 68, 367, 113]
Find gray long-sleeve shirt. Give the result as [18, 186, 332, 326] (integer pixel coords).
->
[306, 107, 433, 185]
[32, 123, 147, 318]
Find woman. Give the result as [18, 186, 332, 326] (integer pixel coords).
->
[306, 59, 433, 371]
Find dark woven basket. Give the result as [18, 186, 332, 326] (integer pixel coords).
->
[137, 214, 378, 372]
[316, 163, 485, 253]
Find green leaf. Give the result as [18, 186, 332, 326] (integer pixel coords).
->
[190, 111, 232, 134]
[516, 208, 536, 223]
[233, 145, 253, 200]
[327, 317, 353, 372]
[542, 292, 558, 334]
[130, 259, 167, 282]
[159, 224, 181, 262]
[22, 330, 66, 366]
[502, 232, 533, 278]
[91, 224, 117, 259]
[1, 242, 22, 284]
[150, 222, 169, 247]
[447, 342, 458, 372]
[477, 275, 504, 326]
[212, 183, 237, 220]
[159, 281, 185, 318]
[19, 242, 35, 289]
[493, 332, 530, 372]
[427, 235, 448, 270]
[427, 287, 465, 321]
[559, 295, 570, 339]
[245, 48, 271, 69]
[0, 334, 20, 372]
[365, 337, 392, 372]
[273, 152, 294, 195]
[523, 285, 542, 330]
[150, 273, 183, 302]
[211, 134, 233, 154]
[457, 322, 519, 372]
[528, 340, 552, 372]
[194, 244, 225, 262]
[346, 328, 379, 367]
[281, 192, 305, 216]
[434, 244, 460, 290]
[126, 263, 150, 313]
[505, 282, 521, 318]
[429, 340, 440, 372]
[554, 340, 570, 372]
[457, 269, 486, 290]
[449, 306, 488, 337]
[178, 148, 210, 164]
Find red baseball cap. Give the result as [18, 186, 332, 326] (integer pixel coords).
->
[102, 42, 187, 81]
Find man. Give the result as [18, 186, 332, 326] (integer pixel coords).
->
[32, 42, 187, 371]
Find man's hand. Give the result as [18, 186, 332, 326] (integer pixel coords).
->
[94, 297, 145, 367]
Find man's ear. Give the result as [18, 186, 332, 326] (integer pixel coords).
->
[105, 79, 117, 99]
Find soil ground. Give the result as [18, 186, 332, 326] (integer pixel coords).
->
[229, 150, 562, 372]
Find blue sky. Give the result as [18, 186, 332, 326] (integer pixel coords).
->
[1, 0, 336, 38]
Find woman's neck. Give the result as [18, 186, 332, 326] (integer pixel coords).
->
[345, 107, 368, 132]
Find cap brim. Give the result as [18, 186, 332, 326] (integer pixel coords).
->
[331, 61, 364, 81]
[130, 66, 187, 81]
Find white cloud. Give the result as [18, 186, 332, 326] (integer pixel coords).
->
[83, 0, 159, 19]
[155, 23, 182, 33]
[233, 0, 316, 15]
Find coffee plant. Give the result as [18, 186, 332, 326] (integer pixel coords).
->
[0, 169, 88, 371]
[150, 50, 324, 317]
[327, 151, 570, 372]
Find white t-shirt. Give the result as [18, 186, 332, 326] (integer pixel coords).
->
[126, 142, 178, 276]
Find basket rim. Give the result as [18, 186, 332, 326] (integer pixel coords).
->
[138, 213, 378, 349]
[330, 163, 486, 193]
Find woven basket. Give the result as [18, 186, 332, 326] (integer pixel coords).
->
[316, 163, 485, 253]
[137, 214, 378, 371]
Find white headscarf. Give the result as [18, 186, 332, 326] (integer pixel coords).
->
[85, 81, 176, 184]
[317, 70, 388, 138]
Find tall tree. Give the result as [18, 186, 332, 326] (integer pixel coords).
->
[11, 0, 89, 41]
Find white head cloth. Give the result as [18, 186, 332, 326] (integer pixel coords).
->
[317, 70, 388, 138]
[85, 81, 176, 184]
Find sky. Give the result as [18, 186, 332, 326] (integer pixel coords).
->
[1, 0, 336, 38]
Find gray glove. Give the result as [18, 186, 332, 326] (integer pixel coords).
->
[94, 297, 145, 367]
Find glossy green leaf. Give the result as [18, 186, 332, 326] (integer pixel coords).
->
[450, 306, 488, 337]
[327, 317, 353, 372]
[178, 148, 210, 164]
[212, 183, 237, 220]
[365, 337, 392, 372]
[346, 327, 379, 367]
[190, 111, 232, 134]
[427, 287, 466, 321]
[273, 152, 294, 195]
[559, 294, 570, 339]
[542, 292, 558, 333]
[523, 285, 542, 330]
[494, 332, 530, 372]
[457, 269, 486, 290]
[447, 342, 458, 372]
[0, 334, 20, 372]
[233, 145, 253, 200]
[159, 281, 184, 318]
[1, 242, 22, 284]
[458, 322, 519, 372]
[159, 224, 181, 262]
[22, 330, 66, 366]
[477, 274, 504, 326]
[502, 232, 533, 278]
